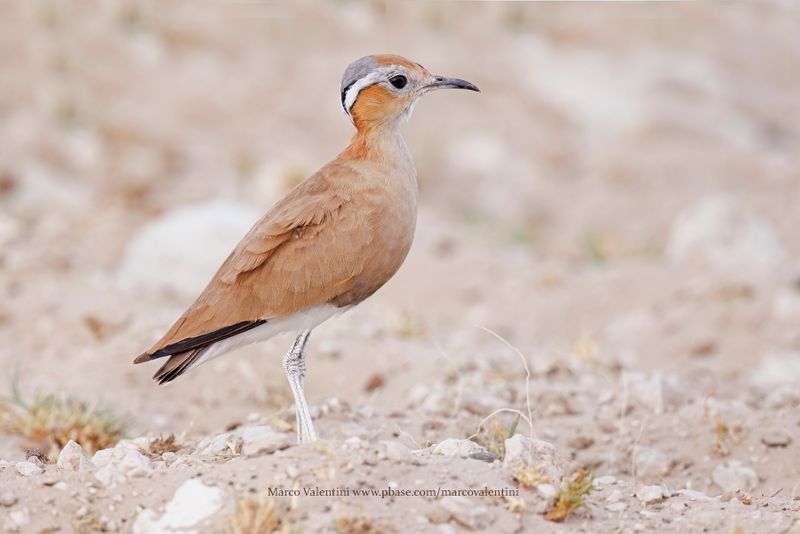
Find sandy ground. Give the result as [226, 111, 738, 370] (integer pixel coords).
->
[2, 1, 800, 532]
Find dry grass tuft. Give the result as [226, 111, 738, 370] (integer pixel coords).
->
[229, 492, 282, 534]
[513, 464, 549, 489]
[702, 391, 742, 457]
[335, 514, 381, 534]
[544, 469, 594, 522]
[0, 386, 125, 455]
[149, 434, 180, 455]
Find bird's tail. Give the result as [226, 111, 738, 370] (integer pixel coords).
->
[151, 347, 210, 385]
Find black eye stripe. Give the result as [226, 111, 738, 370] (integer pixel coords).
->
[341, 81, 356, 110]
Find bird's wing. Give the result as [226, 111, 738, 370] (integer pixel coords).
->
[136, 163, 376, 361]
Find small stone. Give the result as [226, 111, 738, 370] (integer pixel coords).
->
[502, 435, 566, 483]
[636, 485, 668, 505]
[536, 484, 558, 499]
[8, 508, 29, 530]
[15, 461, 42, 477]
[711, 461, 758, 493]
[0, 491, 18, 506]
[632, 446, 671, 478]
[58, 440, 94, 472]
[438, 496, 493, 530]
[240, 426, 291, 456]
[606, 502, 626, 512]
[606, 489, 623, 503]
[594, 475, 617, 486]
[761, 430, 791, 447]
[676, 489, 716, 501]
[75, 506, 90, 519]
[669, 501, 686, 512]
[378, 440, 411, 461]
[432, 439, 494, 462]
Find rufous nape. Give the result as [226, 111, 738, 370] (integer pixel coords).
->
[134, 54, 479, 443]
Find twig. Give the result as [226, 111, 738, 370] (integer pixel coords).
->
[474, 324, 535, 460]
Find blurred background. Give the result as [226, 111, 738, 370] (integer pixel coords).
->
[1, 0, 799, 470]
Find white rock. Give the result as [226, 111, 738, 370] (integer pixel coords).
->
[752, 351, 800, 386]
[0, 491, 17, 506]
[432, 439, 492, 461]
[606, 502, 626, 512]
[632, 445, 672, 478]
[4, 507, 29, 532]
[536, 484, 558, 499]
[623, 371, 686, 414]
[118, 201, 259, 298]
[198, 426, 289, 457]
[438, 496, 493, 531]
[666, 196, 787, 281]
[503, 435, 571, 495]
[0, 213, 21, 246]
[15, 461, 42, 477]
[676, 489, 717, 502]
[711, 461, 758, 492]
[378, 440, 411, 461]
[133, 478, 224, 534]
[57, 440, 94, 472]
[240, 426, 291, 456]
[606, 489, 623, 503]
[92, 443, 152, 487]
[636, 485, 668, 505]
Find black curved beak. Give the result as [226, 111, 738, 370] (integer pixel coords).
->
[425, 76, 480, 92]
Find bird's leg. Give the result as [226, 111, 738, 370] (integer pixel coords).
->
[282, 329, 317, 443]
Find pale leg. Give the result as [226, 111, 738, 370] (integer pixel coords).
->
[282, 329, 317, 443]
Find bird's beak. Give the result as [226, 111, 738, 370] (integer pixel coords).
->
[424, 76, 480, 93]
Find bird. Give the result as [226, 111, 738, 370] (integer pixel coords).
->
[133, 54, 479, 443]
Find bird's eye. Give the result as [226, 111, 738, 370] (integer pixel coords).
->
[389, 75, 408, 89]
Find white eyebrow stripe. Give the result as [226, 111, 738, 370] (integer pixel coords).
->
[342, 65, 402, 118]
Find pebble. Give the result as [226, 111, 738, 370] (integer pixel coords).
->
[711, 461, 758, 493]
[378, 440, 411, 461]
[594, 475, 617, 486]
[606, 489, 623, 503]
[536, 484, 558, 499]
[761, 430, 791, 447]
[15, 461, 42, 477]
[676, 489, 716, 502]
[502, 435, 565, 483]
[432, 439, 494, 462]
[438, 496, 493, 531]
[58, 439, 94, 472]
[636, 485, 668, 505]
[669, 501, 686, 512]
[632, 445, 672, 478]
[0, 491, 18, 506]
[606, 502, 626, 512]
[7, 508, 30, 531]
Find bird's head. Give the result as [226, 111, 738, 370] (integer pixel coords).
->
[340, 54, 479, 131]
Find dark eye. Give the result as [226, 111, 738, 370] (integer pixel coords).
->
[389, 75, 407, 89]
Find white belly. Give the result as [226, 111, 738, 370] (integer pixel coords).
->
[190, 303, 347, 370]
